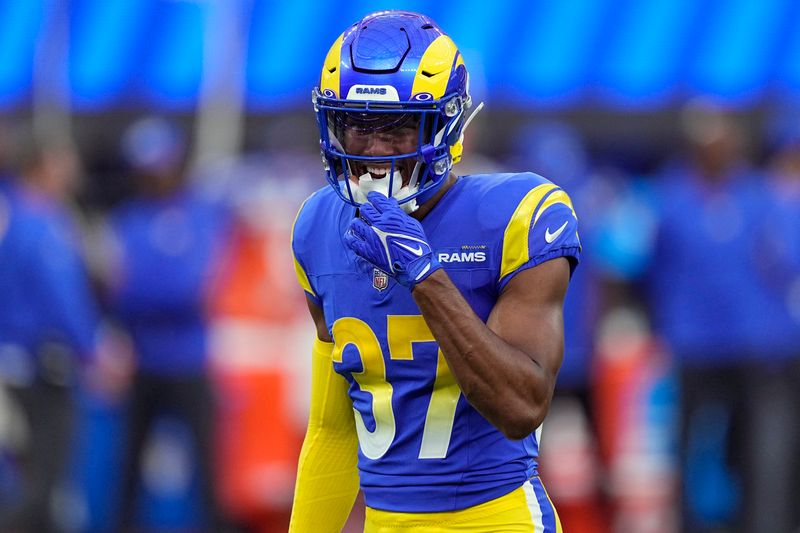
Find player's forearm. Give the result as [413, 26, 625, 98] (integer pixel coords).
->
[289, 337, 360, 531]
[412, 270, 554, 439]
[289, 425, 359, 532]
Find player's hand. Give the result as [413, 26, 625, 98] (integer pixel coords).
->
[345, 191, 441, 289]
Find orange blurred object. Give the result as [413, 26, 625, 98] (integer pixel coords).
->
[539, 395, 609, 533]
[592, 311, 678, 533]
[209, 220, 305, 324]
[208, 215, 313, 533]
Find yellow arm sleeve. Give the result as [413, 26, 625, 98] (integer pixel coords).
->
[289, 338, 360, 532]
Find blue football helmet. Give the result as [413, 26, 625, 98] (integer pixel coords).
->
[313, 10, 474, 212]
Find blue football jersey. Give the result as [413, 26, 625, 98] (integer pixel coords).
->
[292, 173, 580, 513]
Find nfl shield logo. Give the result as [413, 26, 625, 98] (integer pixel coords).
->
[372, 268, 389, 291]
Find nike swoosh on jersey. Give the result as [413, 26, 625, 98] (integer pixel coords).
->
[544, 221, 569, 243]
[396, 241, 424, 256]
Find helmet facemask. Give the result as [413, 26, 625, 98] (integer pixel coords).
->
[315, 92, 469, 213]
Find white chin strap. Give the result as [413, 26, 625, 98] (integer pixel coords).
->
[350, 170, 419, 214]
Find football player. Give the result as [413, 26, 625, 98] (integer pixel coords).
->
[290, 10, 580, 532]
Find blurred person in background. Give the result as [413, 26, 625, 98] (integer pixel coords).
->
[0, 129, 123, 532]
[604, 99, 783, 532]
[104, 117, 230, 532]
[0, 122, 14, 178]
[735, 105, 800, 533]
[290, 10, 580, 532]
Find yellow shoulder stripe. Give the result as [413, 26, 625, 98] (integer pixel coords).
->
[533, 189, 576, 226]
[320, 33, 344, 98]
[291, 196, 317, 298]
[411, 35, 460, 99]
[293, 257, 315, 297]
[500, 183, 559, 280]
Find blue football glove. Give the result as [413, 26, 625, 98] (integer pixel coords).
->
[345, 191, 442, 289]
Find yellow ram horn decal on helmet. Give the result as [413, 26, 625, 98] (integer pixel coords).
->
[411, 36, 462, 100]
[319, 33, 344, 98]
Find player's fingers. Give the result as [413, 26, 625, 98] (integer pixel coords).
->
[359, 202, 381, 223]
[343, 227, 361, 249]
[347, 218, 370, 241]
[343, 228, 358, 247]
[344, 229, 369, 257]
[367, 191, 396, 213]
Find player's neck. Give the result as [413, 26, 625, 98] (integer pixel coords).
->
[411, 173, 457, 221]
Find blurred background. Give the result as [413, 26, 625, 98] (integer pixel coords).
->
[1, 0, 799, 532]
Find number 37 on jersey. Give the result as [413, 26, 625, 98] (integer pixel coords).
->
[332, 314, 460, 461]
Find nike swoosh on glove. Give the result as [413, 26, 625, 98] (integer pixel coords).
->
[344, 191, 442, 289]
